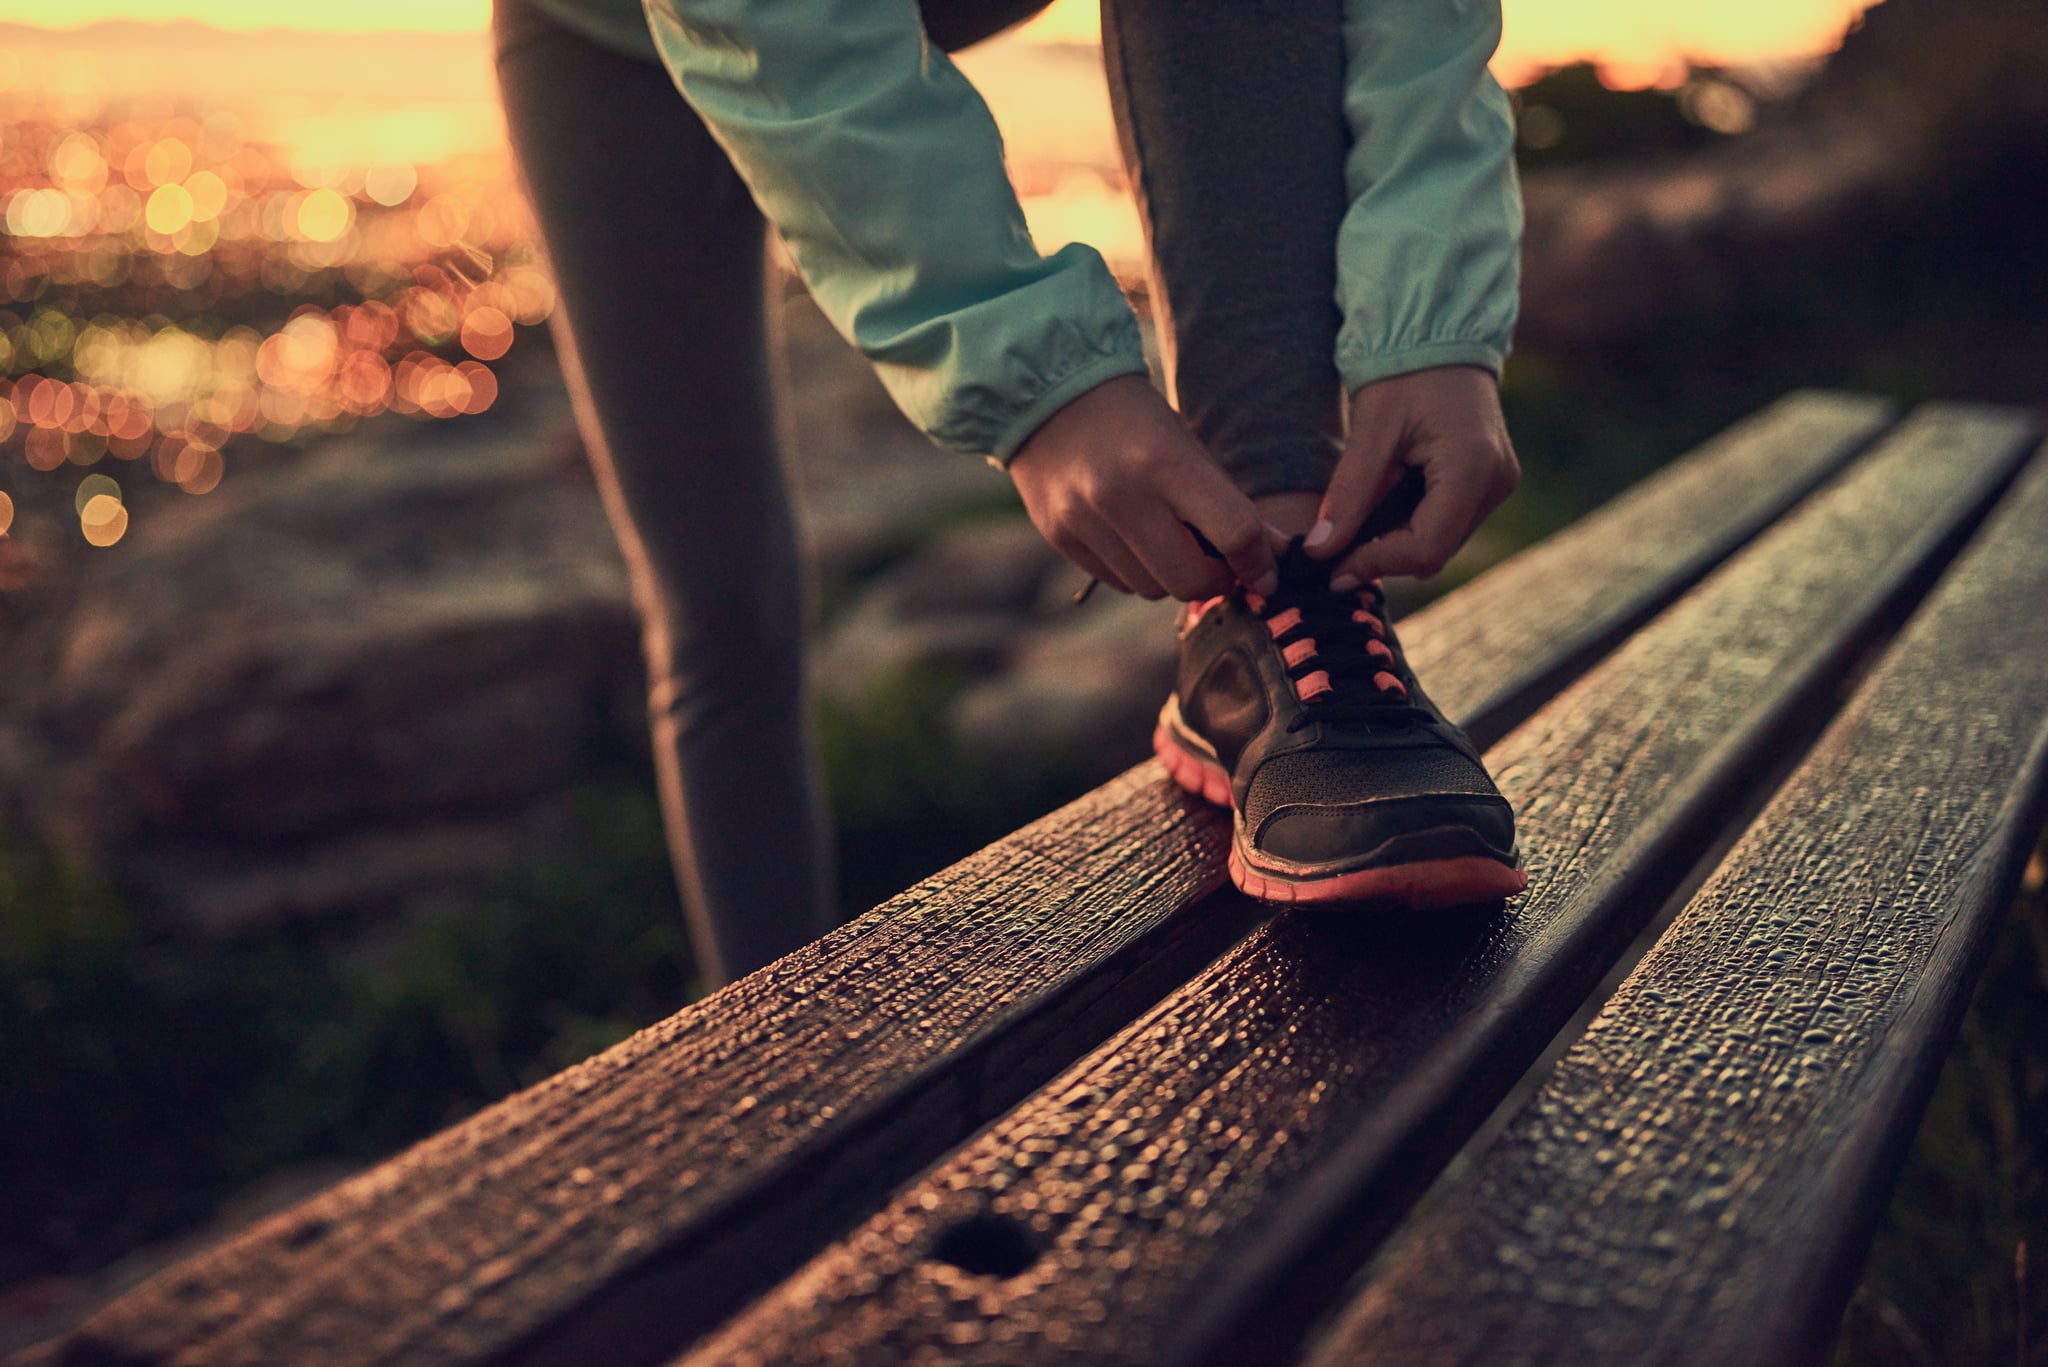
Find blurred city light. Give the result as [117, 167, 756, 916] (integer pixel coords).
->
[1, 1, 1879, 556]
[2, 87, 551, 547]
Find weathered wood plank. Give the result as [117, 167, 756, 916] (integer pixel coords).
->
[45, 768, 1253, 1367]
[1314, 442, 2048, 1367]
[42, 392, 1893, 1367]
[1407, 391, 1894, 746]
[676, 404, 2040, 1367]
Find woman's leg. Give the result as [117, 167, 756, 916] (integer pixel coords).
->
[1107, 4, 1529, 911]
[1098, 0, 1351, 505]
[494, 0, 835, 987]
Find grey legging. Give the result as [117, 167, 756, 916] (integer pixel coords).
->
[492, 0, 1348, 986]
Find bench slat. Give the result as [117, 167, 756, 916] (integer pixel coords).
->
[50, 770, 1249, 1367]
[677, 404, 2040, 1367]
[46, 393, 1894, 1367]
[1407, 391, 1893, 745]
[1315, 441, 2048, 1366]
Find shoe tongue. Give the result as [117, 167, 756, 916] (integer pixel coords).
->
[1273, 539, 1331, 595]
[1268, 468, 1428, 592]
[1271, 540, 1367, 609]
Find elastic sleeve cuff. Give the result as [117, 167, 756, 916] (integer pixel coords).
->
[1339, 339, 1505, 395]
[983, 350, 1153, 467]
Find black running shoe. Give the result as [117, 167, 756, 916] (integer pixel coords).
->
[1153, 542, 1526, 908]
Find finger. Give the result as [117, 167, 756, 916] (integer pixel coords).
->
[1055, 537, 1134, 598]
[1069, 507, 1170, 600]
[1126, 504, 1237, 600]
[1025, 498, 1137, 597]
[1309, 420, 1410, 561]
[1331, 463, 1484, 584]
[1168, 468, 1277, 595]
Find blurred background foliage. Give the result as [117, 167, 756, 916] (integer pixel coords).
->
[0, 788, 691, 1291]
[3, 0, 2045, 1356]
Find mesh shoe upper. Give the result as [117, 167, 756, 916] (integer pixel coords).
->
[1164, 540, 1519, 882]
[1241, 745, 1498, 833]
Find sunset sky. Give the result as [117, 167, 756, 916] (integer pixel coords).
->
[3, 0, 1879, 87]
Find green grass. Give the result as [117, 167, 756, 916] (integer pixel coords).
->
[1833, 831, 2048, 1367]
[817, 658, 1130, 914]
[0, 787, 691, 1287]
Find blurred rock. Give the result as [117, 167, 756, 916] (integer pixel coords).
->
[814, 598, 1021, 706]
[813, 510, 1176, 786]
[0, 407, 646, 934]
[0, 301, 1132, 933]
[813, 518, 1061, 703]
[871, 517, 1060, 618]
[950, 591, 1178, 784]
[777, 290, 1020, 586]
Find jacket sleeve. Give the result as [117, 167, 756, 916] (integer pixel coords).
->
[642, 0, 1149, 462]
[1335, 0, 1522, 392]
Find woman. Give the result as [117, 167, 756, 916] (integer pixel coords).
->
[494, 0, 1526, 986]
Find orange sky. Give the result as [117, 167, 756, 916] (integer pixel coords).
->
[2, 0, 1879, 87]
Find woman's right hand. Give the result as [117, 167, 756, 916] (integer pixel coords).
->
[1007, 375, 1279, 601]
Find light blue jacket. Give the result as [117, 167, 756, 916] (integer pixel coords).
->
[527, 0, 1521, 463]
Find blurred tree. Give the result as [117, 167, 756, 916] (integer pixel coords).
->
[1512, 63, 1724, 169]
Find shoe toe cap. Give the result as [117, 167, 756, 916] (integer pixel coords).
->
[1255, 795, 1517, 868]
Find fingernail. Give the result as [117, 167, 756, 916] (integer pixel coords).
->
[1304, 519, 1334, 551]
[1330, 574, 1360, 593]
[1254, 570, 1279, 596]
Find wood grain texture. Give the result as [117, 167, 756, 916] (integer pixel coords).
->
[1316, 442, 2048, 1367]
[33, 392, 1895, 1367]
[46, 765, 1248, 1367]
[675, 404, 2040, 1367]
[1405, 391, 1893, 747]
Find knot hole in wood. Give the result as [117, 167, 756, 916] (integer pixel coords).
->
[925, 1211, 1043, 1279]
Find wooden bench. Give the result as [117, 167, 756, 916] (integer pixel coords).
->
[26, 393, 2048, 1367]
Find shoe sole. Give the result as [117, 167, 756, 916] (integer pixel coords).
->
[1153, 702, 1529, 911]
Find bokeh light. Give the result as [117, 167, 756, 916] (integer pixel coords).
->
[2, 93, 552, 545]
[364, 162, 417, 207]
[296, 187, 353, 241]
[75, 472, 122, 514]
[25, 427, 69, 471]
[143, 137, 194, 189]
[79, 491, 129, 546]
[459, 305, 512, 361]
[172, 442, 225, 494]
[185, 169, 228, 220]
[145, 181, 195, 234]
[7, 2, 1858, 553]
